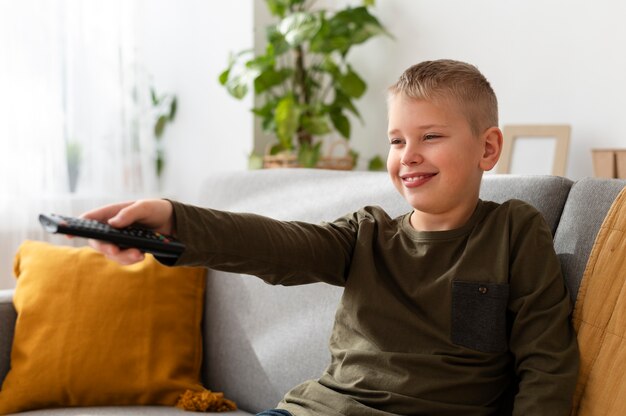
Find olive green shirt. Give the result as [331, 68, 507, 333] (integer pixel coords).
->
[170, 199, 579, 416]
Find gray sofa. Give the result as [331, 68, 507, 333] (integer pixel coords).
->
[1, 169, 625, 415]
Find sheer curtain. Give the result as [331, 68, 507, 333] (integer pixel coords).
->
[0, 0, 156, 288]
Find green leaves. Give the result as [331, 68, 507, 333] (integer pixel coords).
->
[150, 87, 178, 179]
[310, 6, 389, 56]
[254, 68, 292, 94]
[298, 141, 322, 168]
[337, 66, 366, 99]
[169, 96, 178, 119]
[332, 90, 360, 119]
[248, 152, 264, 169]
[155, 115, 168, 138]
[252, 100, 277, 133]
[332, 6, 389, 46]
[219, 66, 254, 100]
[368, 155, 386, 171]
[330, 110, 350, 139]
[274, 95, 300, 150]
[265, 0, 306, 18]
[301, 113, 331, 136]
[151, 88, 177, 139]
[265, 0, 290, 18]
[278, 12, 321, 46]
[218, 50, 259, 99]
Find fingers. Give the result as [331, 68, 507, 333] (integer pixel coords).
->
[81, 200, 172, 231]
[105, 200, 166, 230]
[81, 201, 135, 225]
[107, 203, 144, 229]
[88, 239, 145, 265]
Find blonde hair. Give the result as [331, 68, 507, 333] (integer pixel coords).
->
[388, 59, 498, 136]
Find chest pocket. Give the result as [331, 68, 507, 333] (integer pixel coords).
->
[451, 281, 510, 353]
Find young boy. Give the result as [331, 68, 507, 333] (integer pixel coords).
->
[84, 60, 579, 415]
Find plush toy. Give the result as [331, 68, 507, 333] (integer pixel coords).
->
[176, 389, 237, 412]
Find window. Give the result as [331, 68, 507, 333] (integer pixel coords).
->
[0, 0, 156, 288]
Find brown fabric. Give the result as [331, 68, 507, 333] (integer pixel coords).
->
[571, 187, 626, 415]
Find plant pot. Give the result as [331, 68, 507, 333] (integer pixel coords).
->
[263, 152, 300, 169]
[262, 140, 355, 171]
[315, 140, 354, 171]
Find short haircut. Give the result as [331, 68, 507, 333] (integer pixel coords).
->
[388, 59, 498, 136]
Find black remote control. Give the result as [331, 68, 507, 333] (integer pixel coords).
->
[38, 213, 185, 259]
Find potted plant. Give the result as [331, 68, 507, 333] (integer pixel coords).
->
[150, 87, 177, 180]
[219, 0, 390, 169]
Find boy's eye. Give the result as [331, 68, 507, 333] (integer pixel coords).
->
[424, 134, 440, 141]
[389, 138, 403, 145]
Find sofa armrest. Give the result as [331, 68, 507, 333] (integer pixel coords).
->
[0, 290, 16, 386]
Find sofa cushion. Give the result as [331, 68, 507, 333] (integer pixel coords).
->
[193, 168, 409, 222]
[479, 174, 573, 235]
[0, 241, 207, 414]
[195, 170, 573, 234]
[554, 177, 626, 300]
[0, 290, 15, 390]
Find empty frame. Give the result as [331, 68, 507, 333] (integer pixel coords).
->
[497, 125, 571, 177]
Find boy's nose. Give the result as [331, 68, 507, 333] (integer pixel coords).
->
[401, 146, 423, 166]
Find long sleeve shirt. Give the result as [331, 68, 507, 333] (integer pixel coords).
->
[170, 198, 579, 416]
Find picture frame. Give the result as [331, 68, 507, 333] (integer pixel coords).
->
[591, 149, 626, 179]
[496, 125, 571, 176]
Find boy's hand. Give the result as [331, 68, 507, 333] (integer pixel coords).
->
[80, 199, 175, 265]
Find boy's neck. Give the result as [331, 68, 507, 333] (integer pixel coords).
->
[409, 200, 480, 232]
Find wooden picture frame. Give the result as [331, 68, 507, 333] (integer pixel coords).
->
[591, 149, 626, 179]
[496, 125, 571, 176]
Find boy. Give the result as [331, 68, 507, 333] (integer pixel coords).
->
[84, 60, 579, 415]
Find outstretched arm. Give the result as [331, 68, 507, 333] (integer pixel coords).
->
[82, 199, 358, 286]
[169, 201, 356, 286]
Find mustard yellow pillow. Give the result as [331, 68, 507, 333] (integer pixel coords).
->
[0, 240, 208, 414]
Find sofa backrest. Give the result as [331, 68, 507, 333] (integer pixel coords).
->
[0, 290, 15, 387]
[553, 177, 626, 300]
[195, 169, 582, 413]
[479, 174, 573, 235]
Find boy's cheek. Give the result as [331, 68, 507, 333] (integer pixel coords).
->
[386, 150, 398, 171]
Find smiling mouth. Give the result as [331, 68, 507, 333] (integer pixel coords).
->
[401, 173, 437, 187]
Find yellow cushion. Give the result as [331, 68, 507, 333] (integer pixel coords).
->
[0, 240, 207, 414]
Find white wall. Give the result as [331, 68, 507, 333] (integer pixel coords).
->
[137, 0, 253, 202]
[252, 0, 626, 179]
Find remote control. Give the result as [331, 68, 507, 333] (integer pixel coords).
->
[38, 213, 185, 259]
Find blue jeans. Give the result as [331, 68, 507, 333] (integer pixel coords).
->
[255, 410, 292, 416]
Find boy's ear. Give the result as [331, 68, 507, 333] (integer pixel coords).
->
[479, 127, 503, 171]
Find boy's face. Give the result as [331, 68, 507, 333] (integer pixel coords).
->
[386, 95, 499, 231]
